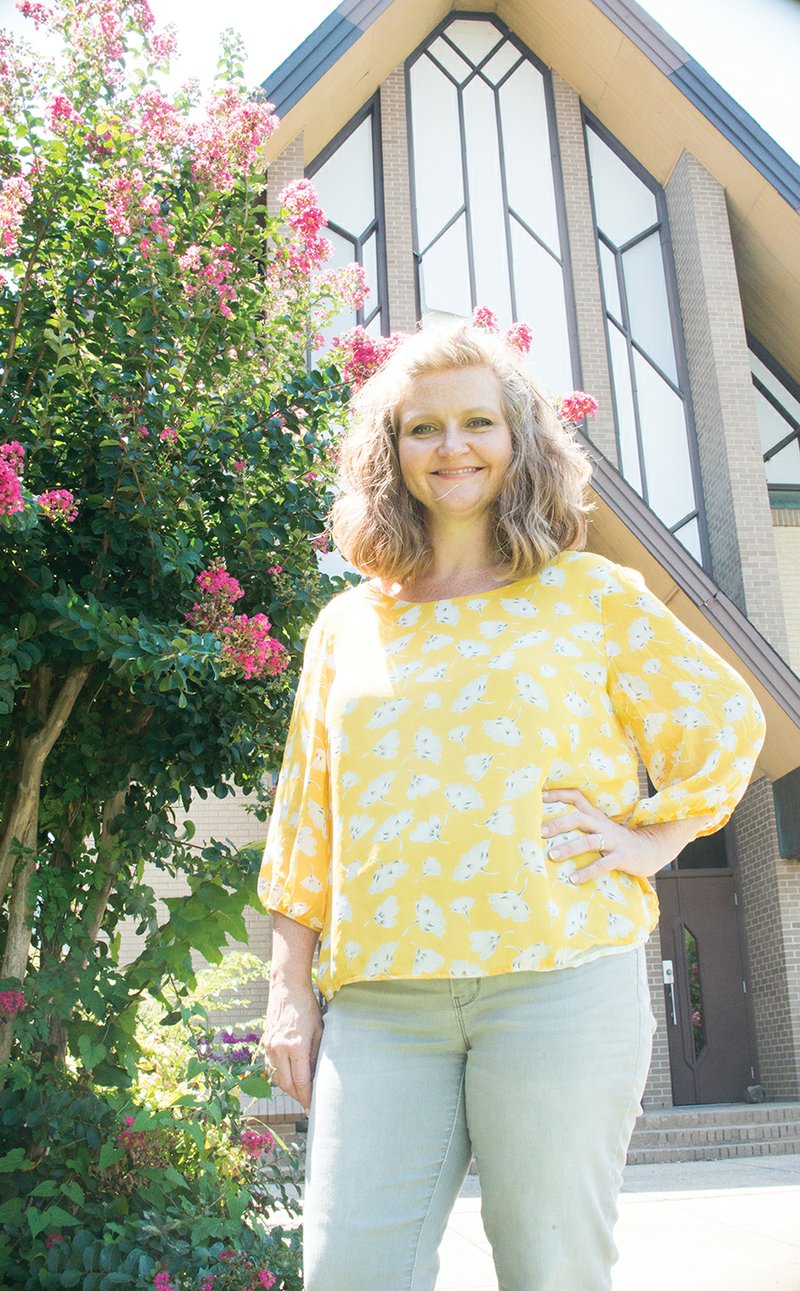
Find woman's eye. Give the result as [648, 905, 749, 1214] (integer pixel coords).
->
[410, 424, 437, 436]
[467, 418, 492, 429]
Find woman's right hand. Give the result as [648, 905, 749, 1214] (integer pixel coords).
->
[261, 971, 323, 1113]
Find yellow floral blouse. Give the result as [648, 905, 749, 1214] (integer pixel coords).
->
[258, 552, 766, 1000]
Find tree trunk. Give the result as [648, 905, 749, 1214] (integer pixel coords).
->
[0, 664, 92, 904]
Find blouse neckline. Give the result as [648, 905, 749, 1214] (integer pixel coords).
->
[364, 552, 569, 608]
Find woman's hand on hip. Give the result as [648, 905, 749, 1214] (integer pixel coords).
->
[261, 973, 323, 1113]
[541, 787, 714, 884]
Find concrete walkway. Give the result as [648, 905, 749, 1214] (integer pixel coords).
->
[435, 1156, 800, 1290]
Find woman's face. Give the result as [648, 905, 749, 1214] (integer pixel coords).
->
[395, 366, 514, 529]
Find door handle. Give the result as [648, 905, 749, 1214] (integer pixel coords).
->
[662, 959, 677, 1026]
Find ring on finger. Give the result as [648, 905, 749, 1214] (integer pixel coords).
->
[596, 832, 607, 855]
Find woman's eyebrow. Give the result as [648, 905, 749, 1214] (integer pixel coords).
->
[400, 405, 499, 423]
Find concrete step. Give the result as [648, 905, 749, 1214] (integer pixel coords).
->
[627, 1102, 800, 1165]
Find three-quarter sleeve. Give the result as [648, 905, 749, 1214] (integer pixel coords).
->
[257, 614, 331, 930]
[602, 563, 766, 836]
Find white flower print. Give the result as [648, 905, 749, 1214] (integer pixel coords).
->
[540, 663, 557, 677]
[470, 930, 501, 959]
[421, 632, 454, 653]
[511, 629, 551, 649]
[364, 942, 399, 977]
[359, 772, 396, 807]
[488, 651, 516, 670]
[407, 774, 440, 799]
[539, 726, 558, 748]
[698, 751, 722, 777]
[643, 658, 662, 674]
[546, 898, 560, 923]
[451, 960, 486, 976]
[627, 617, 653, 650]
[564, 691, 592, 717]
[595, 873, 626, 905]
[393, 660, 424, 681]
[514, 672, 549, 709]
[410, 816, 442, 842]
[617, 674, 653, 703]
[448, 725, 470, 745]
[295, 827, 317, 857]
[547, 758, 573, 781]
[479, 620, 507, 639]
[487, 805, 516, 835]
[345, 861, 363, 882]
[415, 726, 442, 763]
[301, 874, 324, 893]
[512, 943, 548, 970]
[419, 663, 447, 683]
[672, 706, 712, 730]
[539, 565, 565, 586]
[571, 621, 603, 643]
[588, 748, 616, 776]
[445, 783, 483, 812]
[457, 639, 491, 658]
[673, 679, 703, 702]
[385, 633, 415, 655]
[435, 601, 460, 625]
[374, 810, 414, 842]
[503, 765, 541, 800]
[489, 890, 531, 922]
[553, 638, 581, 656]
[413, 948, 446, 976]
[330, 730, 349, 755]
[555, 859, 578, 885]
[341, 771, 360, 790]
[554, 601, 573, 616]
[564, 902, 589, 937]
[464, 753, 492, 782]
[576, 662, 605, 684]
[483, 716, 523, 746]
[423, 693, 442, 709]
[416, 895, 446, 938]
[671, 654, 717, 678]
[397, 605, 422, 627]
[518, 838, 547, 876]
[374, 895, 399, 927]
[723, 693, 749, 721]
[607, 913, 634, 939]
[567, 723, 580, 752]
[422, 856, 441, 876]
[344, 941, 362, 961]
[368, 860, 409, 894]
[307, 801, 327, 832]
[374, 731, 400, 759]
[367, 698, 411, 728]
[286, 901, 310, 919]
[454, 840, 491, 882]
[332, 893, 351, 922]
[500, 597, 538, 617]
[450, 896, 475, 918]
[453, 675, 489, 712]
[716, 725, 738, 751]
[642, 712, 667, 741]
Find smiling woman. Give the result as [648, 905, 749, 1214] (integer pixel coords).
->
[258, 322, 766, 1291]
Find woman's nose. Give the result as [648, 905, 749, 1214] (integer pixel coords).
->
[437, 424, 468, 455]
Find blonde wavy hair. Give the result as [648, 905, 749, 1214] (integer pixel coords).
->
[330, 324, 593, 583]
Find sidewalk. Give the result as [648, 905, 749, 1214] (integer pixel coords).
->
[435, 1155, 800, 1291]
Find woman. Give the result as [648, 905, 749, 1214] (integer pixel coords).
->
[258, 324, 765, 1291]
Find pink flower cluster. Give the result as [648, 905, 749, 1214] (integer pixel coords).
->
[0, 174, 33, 256]
[316, 261, 368, 310]
[240, 1128, 275, 1159]
[187, 86, 278, 193]
[221, 613, 289, 680]
[178, 243, 236, 318]
[472, 304, 499, 332]
[558, 390, 599, 424]
[0, 441, 25, 516]
[186, 564, 289, 681]
[47, 94, 82, 134]
[504, 321, 533, 354]
[44, 1233, 64, 1249]
[104, 166, 162, 239]
[37, 488, 79, 523]
[152, 1272, 174, 1291]
[0, 990, 25, 1018]
[118, 1113, 147, 1151]
[279, 179, 333, 275]
[159, 425, 178, 443]
[16, 0, 52, 27]
[334, 326, 405, 391]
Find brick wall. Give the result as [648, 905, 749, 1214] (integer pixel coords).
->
[773, 514, 800, 674]
[665, 151, 789, 656]
[550, 72, 618, 466]
[733, 778, 800, 1099]
[266, 132, 304, 217]
[379, 66, 418, 335]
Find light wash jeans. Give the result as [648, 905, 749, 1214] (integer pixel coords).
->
[304, 947, 654, 1291]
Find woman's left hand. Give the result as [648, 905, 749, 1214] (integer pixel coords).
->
[540, 787, 713, 885]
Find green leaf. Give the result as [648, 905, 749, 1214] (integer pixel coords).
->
[17, 612, 36, 640]
[0, 1147, 32, 1173]
[0, 1197, 24, 1223]
[226, 1186, 252, 1223]
[238, 1072, 272, 1098]
[98, 1142, 125, 1171]
[78, 1034, 107, 1071]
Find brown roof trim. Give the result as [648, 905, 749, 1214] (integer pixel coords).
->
[581, 433, 800, 776]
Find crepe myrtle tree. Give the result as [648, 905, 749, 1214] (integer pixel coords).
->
[0, 0, 365, 1077]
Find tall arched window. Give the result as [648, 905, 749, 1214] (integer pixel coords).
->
[406, 15, 576, 395]
[584, 117, 707, 564]
[307, 98, 388, 345]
